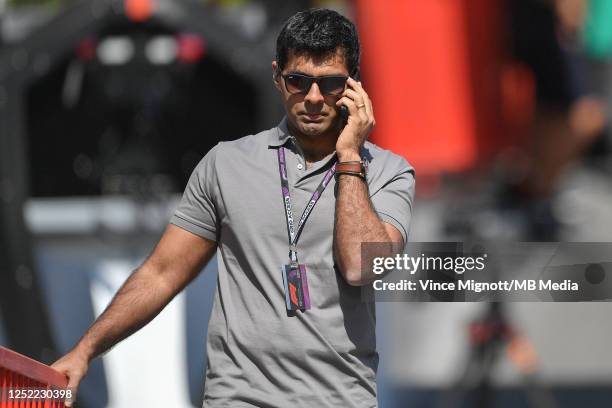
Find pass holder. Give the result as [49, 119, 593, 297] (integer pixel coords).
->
[276, 147, 335, 313]
[281, 262, 311, 311]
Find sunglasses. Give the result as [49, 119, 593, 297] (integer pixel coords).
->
[281, 73, 348, 96]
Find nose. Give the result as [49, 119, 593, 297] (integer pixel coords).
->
[304, 81, 324, 104]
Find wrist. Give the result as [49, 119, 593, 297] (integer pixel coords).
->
[336, 149, 361, 162]
[335, 158, 367, 181]
[74, 340, 96, 363]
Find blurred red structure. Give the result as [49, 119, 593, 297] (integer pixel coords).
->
[126, 0, 154, 22]
[356, 0, 526, 191]
[0, 347, 68, 407]
[177, 33, 207, 64]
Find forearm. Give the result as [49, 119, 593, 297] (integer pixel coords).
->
[334, 171, 391, 286]
[73, 263, 178, 362]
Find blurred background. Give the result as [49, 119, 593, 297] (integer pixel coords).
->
[1, 0, 612, 407]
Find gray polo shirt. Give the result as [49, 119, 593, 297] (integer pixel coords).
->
[171, 118, 415, 408]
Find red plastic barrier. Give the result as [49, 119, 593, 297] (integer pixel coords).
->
[0, 346, 68, 408]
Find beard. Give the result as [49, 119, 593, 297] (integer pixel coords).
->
[296, 115, 337, 138]
[300, 121, 325, 135]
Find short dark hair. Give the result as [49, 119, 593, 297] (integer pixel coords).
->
[275, 8, 360, 76]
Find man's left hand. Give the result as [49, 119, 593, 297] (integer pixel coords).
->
[335, 77, 376, 160]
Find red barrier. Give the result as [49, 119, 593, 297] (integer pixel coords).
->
[0, 346, 68, 408]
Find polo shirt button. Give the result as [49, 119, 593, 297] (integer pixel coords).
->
[297, 163, 304, 170]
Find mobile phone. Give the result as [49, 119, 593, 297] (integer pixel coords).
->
[339, 105, 349, 128]
[338, 69, 361, 128]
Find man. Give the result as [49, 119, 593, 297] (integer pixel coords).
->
[52, 8, 415, 407]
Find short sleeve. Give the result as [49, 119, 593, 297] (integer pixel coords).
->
[170, 144, 220, 241]
[370, 159, 416, 245]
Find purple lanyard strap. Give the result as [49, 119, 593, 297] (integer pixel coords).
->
[277, 147, 336, 263]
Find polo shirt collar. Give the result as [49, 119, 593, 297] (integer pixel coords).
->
[268, 116, 293, 147]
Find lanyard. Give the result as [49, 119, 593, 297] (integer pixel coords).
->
[277, 147, 336, 263]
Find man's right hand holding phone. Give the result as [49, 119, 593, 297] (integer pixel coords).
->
[335, 77, 376, 162]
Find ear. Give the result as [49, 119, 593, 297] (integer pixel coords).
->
[272, 61, 281, 91]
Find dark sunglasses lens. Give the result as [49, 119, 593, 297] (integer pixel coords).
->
[319, 77, 347, 95]
[285, 75, 311, 93]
